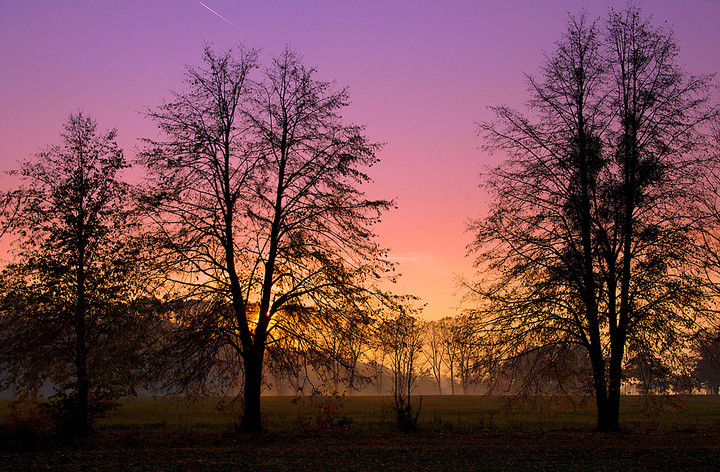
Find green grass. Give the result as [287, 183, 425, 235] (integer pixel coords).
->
[3, 394, 720, 432]
[89, 394, 720, 432]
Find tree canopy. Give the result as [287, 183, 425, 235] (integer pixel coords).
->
[0, 112, 155, 434]
[140, 45, 392, 431]
[470, 6, 720, 431]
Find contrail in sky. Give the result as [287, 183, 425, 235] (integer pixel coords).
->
[198, 1, 236, 27]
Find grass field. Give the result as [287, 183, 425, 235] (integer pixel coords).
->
[2, 395, 720, 471]
[87, 394, 720, 432]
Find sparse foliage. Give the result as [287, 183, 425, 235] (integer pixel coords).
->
[470, 7, 719, 431]
[141, 45, 392, 432]
[377, 296, 424, 430]
[421, 319, 447, 394]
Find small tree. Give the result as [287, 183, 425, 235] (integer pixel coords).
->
[451, 313, 481, 394]
[439, 317, 459, 395]
[422, 319, 446, 394]
[0, 112, 154, 435]
[377, 297, 424, 430]
[438, 315, 481, 394]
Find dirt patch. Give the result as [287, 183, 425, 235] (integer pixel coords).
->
[2, 429, 719, 471]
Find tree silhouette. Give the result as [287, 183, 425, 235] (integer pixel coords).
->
[692, 331, 720, 395]
[422, 319, 447, 394]
[470, 7, 719, 431]
[141, 45, 392, 432]
[0, 112, 154, 435]
[376, 296, 424, 430]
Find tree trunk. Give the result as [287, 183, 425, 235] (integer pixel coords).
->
[605, 392, 621, 432]
[239, 351, 264, 432]
[601, 348, 622, 432]
[74, 354, 91, 435]
[74, 225, 91, 436]
[588, 343, 613, 432]
[593, 369, 621, 432]
[605, 338, 625, 432]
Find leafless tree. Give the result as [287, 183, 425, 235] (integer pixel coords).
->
[439, 317, 460, 395]
[437, 315, 482, 394]
[141, 45, 392, 432]
[452, 313, 482, 394]
[422, 319, 447, 394]
[377, 296, 424, 430]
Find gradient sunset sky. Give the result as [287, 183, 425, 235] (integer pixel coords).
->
[2, 1, 719, 320]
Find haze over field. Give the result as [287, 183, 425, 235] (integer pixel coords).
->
[2, 0, 720, 320]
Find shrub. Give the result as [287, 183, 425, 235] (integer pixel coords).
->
[294, 394, 353, 432]
[3, 400, 55, 443]
[43, 390, 119, 436]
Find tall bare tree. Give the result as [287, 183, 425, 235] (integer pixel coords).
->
[470, 7, 719, 431]
[140, 45, 259, 403]
[142, 45, 391, 432]
[0, 112, 153, 435]
[598, 5, 719, 427]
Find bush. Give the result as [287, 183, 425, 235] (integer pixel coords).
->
[44, 390, 119, 436]
[294, 394, 354, 432]
[393, 395, 422, 431]
[3, 400, 55, 444]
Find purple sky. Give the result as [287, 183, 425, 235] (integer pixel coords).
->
[2, 1, 719, 319]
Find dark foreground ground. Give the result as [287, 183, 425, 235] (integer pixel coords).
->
[3, 429, 720, 472]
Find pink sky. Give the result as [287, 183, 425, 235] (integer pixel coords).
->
[1, 1, 719, 320]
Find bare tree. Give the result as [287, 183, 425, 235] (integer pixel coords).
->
[377, 297, 424, 430]
[438, 315, 481, 394]
[439, 317, 460, 395]
[453, 314, 482, 394]
[0, 112, 154, 435]
[310, 306, 374, 394]
[422, 319, 447, 394]
[599, 5, 718, 425]
[139, 45, 259, 402]
[141, 45, 391, 432]
[470, 7, 719, 431]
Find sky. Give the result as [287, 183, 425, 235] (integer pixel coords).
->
[1, 0, 720, 320]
